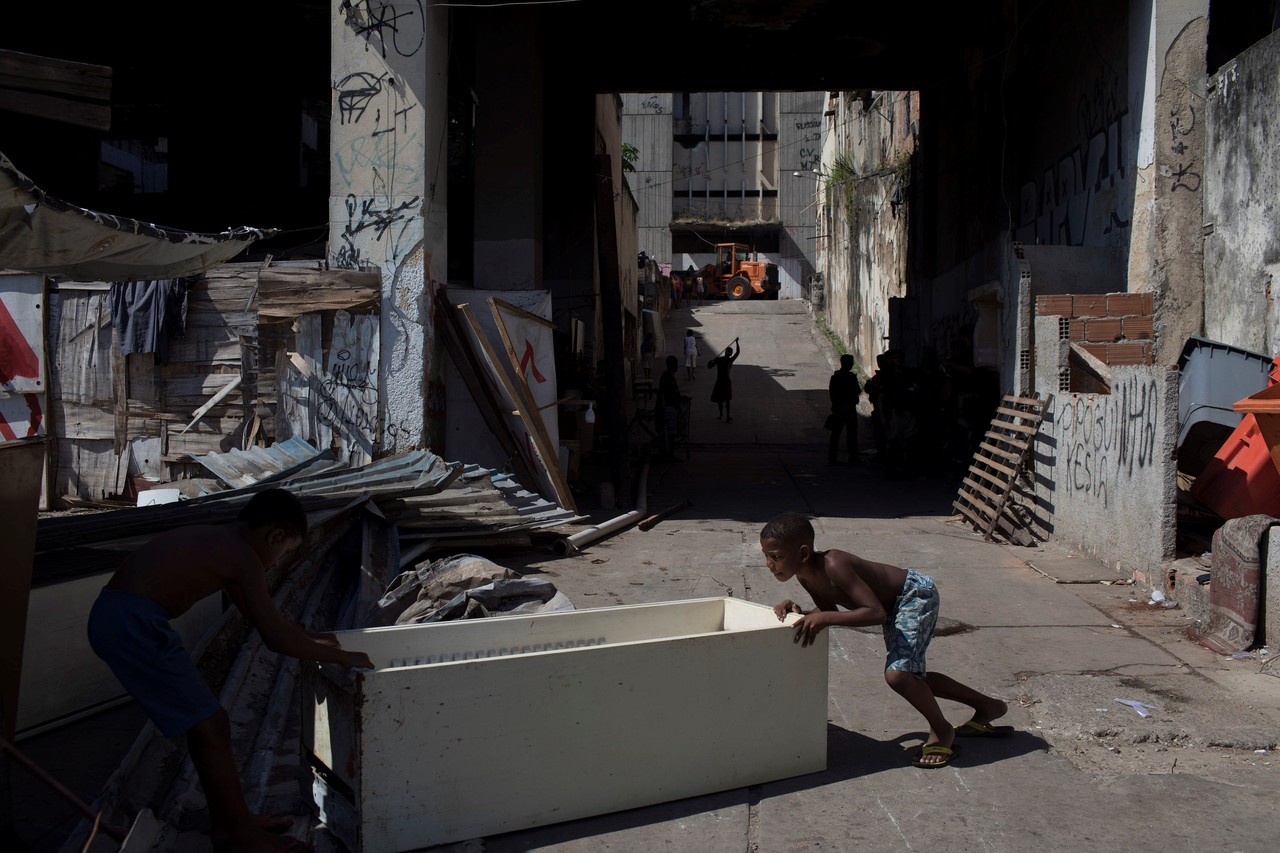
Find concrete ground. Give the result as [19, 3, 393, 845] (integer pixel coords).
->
[11, 298, 1279, 852]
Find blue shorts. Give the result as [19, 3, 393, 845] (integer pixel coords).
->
[87, 588, 221, 737]
[882, 569, 940, 675]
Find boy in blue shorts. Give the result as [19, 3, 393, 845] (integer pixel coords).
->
[88, 489, 373, 851]
[760, 512, 1009, 768]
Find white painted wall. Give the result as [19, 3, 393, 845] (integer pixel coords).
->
[1203, 29, 1280, 358]
[1031, 334, 1178, 575]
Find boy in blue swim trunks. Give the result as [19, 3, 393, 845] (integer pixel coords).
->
[88, 489, 373, 851]
[760, 512, 1008, 768]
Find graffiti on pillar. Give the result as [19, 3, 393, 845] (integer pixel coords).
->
[334, 71, 421, 184]
[1016, 68, 1132, 246]
[1056, 373, 1160, 509]
[1163, 104, 1201, 192]
[336, 72, 385, 125]
[339, 0, 425, 58]
[335, 193, 421, 270]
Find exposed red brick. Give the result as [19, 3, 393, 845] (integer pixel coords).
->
[1073, 294, 1107, 317]
[1106, 293, 1146, 315]
[1036, 294, 1074, 316]
[1121, 314, 1154, 340]
[1068, 318, 1086, 341]
[1108, 343, 1147, 365]
[1140, 292, 1154, 314]
[1084, 318, 1123, 342]
[1080, 343, 1108, 362]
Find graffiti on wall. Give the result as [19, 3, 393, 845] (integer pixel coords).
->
[1016, 69, 1133, 246]
[340, 0, 425, 59]
[335, 193, 422, 270]
[332, 59, 423, 270]
[797, 147, 820, 172]
[1056, 373, 1160, 508]
[1162, 104, 1201, 193]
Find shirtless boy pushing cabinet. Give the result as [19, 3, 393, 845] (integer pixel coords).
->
[760, 512, 1010, 768]
[88, 489, 373, 852]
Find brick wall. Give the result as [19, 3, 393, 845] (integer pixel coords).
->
[1035, 291, 1155, 367]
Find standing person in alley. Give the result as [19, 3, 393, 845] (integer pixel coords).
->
[656, 354, 684, 460]
[87, 489, 374, 852]
[827, 354, 862, 464]
[683, 329, 700, 381]
[709, 337, 741, 422]
[640, 331, 655, 380]
[761, 512, 1011, 769]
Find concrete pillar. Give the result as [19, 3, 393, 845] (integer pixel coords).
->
[472, 10, 543, 289]
[1128, 0, 1210, 364]
[330, 2, 449, 453]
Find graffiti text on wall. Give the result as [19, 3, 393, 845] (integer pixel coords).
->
[1058, 374, 1160, 508]
[1017, 69, 1132, 246]
[340, 0, 425, 59]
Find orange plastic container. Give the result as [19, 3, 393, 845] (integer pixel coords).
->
[1189, 379, 1280, 520]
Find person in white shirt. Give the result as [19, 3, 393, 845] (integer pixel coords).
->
[683, 329, 699, 380]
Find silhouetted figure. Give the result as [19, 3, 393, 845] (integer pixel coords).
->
[828, 353, 862, 463]
[656, 355, 683, 460]
[709, 338, 741, 422]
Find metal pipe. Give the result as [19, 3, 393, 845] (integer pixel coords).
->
[552, 463, 650, 556]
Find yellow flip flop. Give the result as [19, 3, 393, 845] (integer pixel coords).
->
[914, 744, 957, 769]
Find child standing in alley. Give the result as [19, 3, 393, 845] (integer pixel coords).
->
[760, 512, 1010, 768]
[683, 329, 699, 381]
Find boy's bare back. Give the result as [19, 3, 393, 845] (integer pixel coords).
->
[806, 549, 908, 615]
[107, 524, 269, 618]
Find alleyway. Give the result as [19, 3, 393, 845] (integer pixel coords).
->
[12, 300, 1279, 853]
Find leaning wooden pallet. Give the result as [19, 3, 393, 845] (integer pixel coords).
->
[953, 394, 1049, 541]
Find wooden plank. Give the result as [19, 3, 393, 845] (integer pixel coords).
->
[977, 440, 1022, 464]
[437, 294, 541, 502]
[258, 270, 380, 319]
[994, 405, 1044, 422]
[0, 49, 111, 101]
[952, 499, 993, 531]
[966, 464, 1011, 492]
[971, 455, 1016, 480]
[457, 303, 577, 513]
[982, 429, 1031, 452]
[959, 476, 1004, 510]
[988, 419, 1038, 436]
[322, 310, 379, 465]
[0, 88, 110, 130]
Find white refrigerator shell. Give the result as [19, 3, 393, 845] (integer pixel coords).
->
[302, 596, 829, 852]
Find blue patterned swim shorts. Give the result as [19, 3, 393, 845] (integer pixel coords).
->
[882, 569, 940, 675]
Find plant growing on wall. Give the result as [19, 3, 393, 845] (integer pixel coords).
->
[622, 143, 639, 172]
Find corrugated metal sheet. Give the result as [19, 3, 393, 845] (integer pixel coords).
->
[191, 435, 325, 488]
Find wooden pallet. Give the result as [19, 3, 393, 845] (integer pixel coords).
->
[953, 394, 1048, 541]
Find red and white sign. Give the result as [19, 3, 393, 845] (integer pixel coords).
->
[1, 273, 45, 441]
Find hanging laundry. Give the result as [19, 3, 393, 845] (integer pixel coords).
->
[109, 277, 193, 364]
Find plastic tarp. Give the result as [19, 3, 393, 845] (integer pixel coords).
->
[0, 151, 273, 281]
